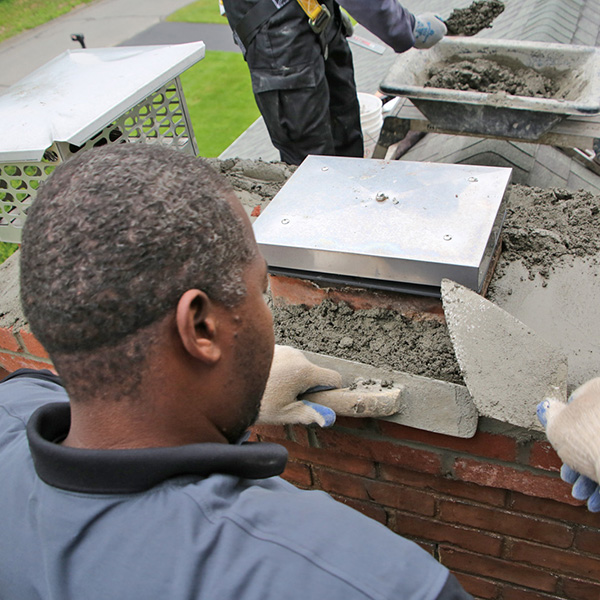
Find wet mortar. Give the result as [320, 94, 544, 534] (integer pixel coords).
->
[424, 0, 567, 102]
[444, 0, 505, 36]
[212, 158, 600, 388]
[424, 58, 561, 99]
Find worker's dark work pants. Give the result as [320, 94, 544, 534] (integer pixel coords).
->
[254, 30, 364, 166]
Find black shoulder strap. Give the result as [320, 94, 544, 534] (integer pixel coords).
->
[235, 0, 280, 49]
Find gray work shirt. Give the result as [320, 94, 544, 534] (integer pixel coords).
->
[0, 372, 470, 599]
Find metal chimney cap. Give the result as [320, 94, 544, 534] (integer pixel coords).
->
[0, 42, 205, 162]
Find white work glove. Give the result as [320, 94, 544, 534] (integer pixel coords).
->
[413, 13, 447, 49]
[257, 345, 342, 427]
[537, 377, 600, 512]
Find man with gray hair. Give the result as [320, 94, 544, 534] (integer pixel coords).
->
[0, 144, 470, 599]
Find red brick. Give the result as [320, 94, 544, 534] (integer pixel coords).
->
[379, 421, 518, 462]
[392, 511, 503, 556]
[439, 547, 558, 592]
[0, 327, 21, 353]
[439, 500, 574, 548]
[562, 577, 600, 600]
[330, 494, 388, 525]
[574, 527, 600, 556]
[333, 416, 374, 430]
[288, 424, 310, 446]
[416, 540, 437, 557]
[454, 573, 498, 599]
[0, 366, 8, 381]
[0, 352, 54, 373]
[501, 585, 561, 600]
[261, 437, 372, 475]
[508, 491, 590, 525]
[314, 468, 437, 516]
[269, 274, 327, 308]
[381, 464, 507, 507]
[454, 458, 579, 504]
[314, 468, 371, 501]
[364, 479, 436, 515]
[316, 428, 442, 474]
[282, 461, 312, 488]
[250, 423, 288, 441]
[269, 274, 445, 319]
[529, 441, 562, 472]
[269, 438, 376, 477]
[508, 539, 600, 580]
[17, 329, 50, 359]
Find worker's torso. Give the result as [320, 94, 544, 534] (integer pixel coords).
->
[0, 376, 454, 600]
[222, 0, 341, 93]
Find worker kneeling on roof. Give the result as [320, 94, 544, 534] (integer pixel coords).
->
[221, 0, 446, 165]
[0, 144, 471, 600]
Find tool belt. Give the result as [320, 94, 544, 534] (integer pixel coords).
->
[235, 0, 332, 49]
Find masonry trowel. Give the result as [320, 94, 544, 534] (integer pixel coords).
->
[441, 279, 567, 431]
[443, 0, 505, 36]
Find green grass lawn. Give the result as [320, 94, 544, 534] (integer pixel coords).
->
[0, 0, 98, 43]
[167, 0, 226, 25]
[182, 50, 259, 158]
[0, 242, 18, 263]
[169, 1, 260, 158]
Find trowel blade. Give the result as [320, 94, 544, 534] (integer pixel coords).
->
[441, 279, 567, 431]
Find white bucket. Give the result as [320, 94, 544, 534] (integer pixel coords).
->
[358, 92, 383, 159]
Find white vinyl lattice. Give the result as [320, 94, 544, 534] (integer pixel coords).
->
[0, 78, 197, 243]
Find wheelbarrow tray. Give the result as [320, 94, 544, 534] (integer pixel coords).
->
[380, 38, 600, 141]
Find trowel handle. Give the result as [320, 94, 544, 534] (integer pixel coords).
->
[300, 386, 404, 418]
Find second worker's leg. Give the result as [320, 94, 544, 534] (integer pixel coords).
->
[255, 77, 336, 166]
[324, 29, 364, 159]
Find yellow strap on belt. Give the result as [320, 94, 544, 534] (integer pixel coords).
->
[296, 0, 323, 21]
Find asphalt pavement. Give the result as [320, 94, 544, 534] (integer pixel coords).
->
[0, 0, 237, 94]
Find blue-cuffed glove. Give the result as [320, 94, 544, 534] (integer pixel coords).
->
[537, 378, 600, 512]
[560, 464, 600, 511]
[257, 345, 340, 427]
[413, 13, 447, 49]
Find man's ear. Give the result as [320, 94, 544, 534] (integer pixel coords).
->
[176, 289, 221, 364]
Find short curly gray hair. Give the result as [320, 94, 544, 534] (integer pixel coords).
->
[20, 144, 256, 357]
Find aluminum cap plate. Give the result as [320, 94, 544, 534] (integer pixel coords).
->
[253, 156, 512, 291]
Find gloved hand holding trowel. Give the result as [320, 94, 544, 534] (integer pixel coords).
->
[537, 378, 600, 512]
[257, 345, 404, 427]
[412, 0, 506, 48]
[258, 345, 341, 427]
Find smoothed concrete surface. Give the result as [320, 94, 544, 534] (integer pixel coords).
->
[489, 256, 600, 391]
[442, 279, 568, 432]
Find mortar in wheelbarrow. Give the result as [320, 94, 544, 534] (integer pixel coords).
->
[380, 38, 600, 141]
